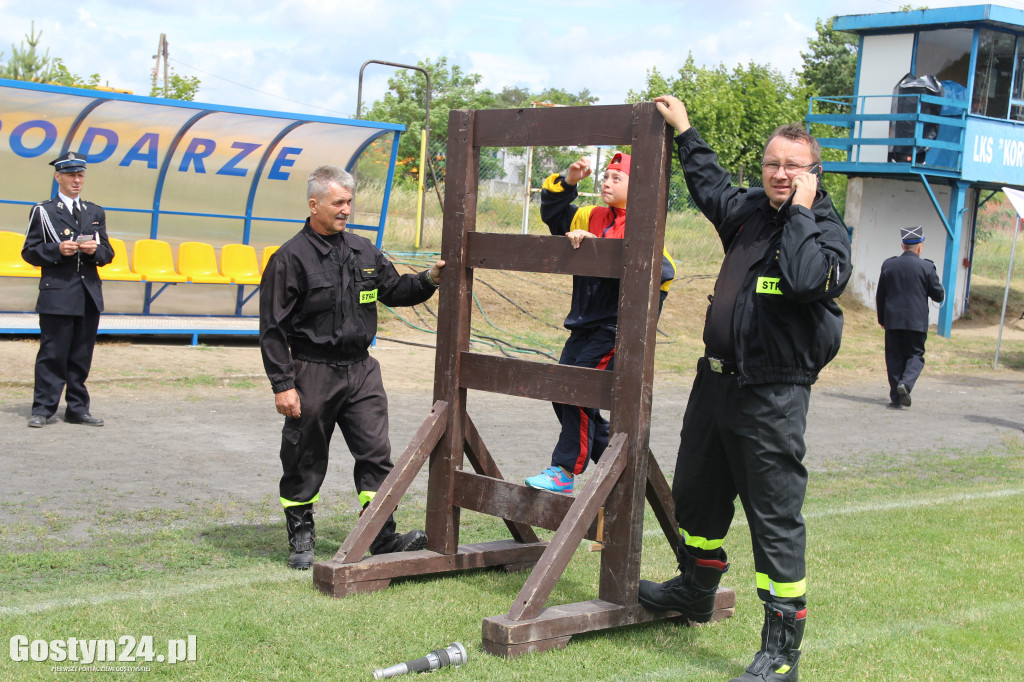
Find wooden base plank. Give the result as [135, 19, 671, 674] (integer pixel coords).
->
[312, 540, 547, 599]
[484, 599, 672, 647]
[481, 636, 572, 658]
[480, 589, 737, 657]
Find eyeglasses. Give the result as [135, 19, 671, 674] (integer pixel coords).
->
[761, 161, 817, 175]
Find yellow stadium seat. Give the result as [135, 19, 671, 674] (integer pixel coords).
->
[220, 243, 262, 285]
[99, 237, 143, 281]
[177, 241, 231, 284]
[132, 239, 187, 283]
[0, 230, 40, 277]
[261, 245, 279, 272]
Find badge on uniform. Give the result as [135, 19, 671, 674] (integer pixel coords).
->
[756, 276, 782, 295]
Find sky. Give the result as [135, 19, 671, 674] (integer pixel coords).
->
[2, 0, 1024, 121]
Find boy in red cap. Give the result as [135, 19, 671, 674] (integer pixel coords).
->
[525, 152, 675, 493]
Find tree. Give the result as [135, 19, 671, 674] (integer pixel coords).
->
[629, 55, 808, 179]
[800, 16, 858, 102]
[488, 85, 598, 109]
[363, 57, 491, 182]
[364, 58, 598, 184]
[0, 22, 58, 83]
[49, 58, 102, 89]
[149, 68, 201, 101]
[481, 86, 600, 189]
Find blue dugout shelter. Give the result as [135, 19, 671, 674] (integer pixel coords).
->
[808, 4, 1024, 337]
[0, 78, 404, 338]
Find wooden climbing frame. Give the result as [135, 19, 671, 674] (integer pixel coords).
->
[312, 102, 734, 655]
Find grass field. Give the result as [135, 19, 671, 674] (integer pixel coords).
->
[4, 184, 1024, 680]
[2, 445, 1021, 680]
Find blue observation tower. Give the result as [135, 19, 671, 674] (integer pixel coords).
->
[808, 4, 1024, 337]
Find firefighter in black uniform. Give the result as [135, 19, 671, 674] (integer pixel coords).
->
[875, 226, 944, 408]
[259, 165, 445, 570]
[639, 96, 851, 682]
[22, 152, 114, 428]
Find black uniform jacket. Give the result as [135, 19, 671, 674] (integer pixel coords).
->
[21, 197, 113, 315]
[875, 251, 944, 332]
[676, 127, 852, 386]
[259, 220, 438, 394]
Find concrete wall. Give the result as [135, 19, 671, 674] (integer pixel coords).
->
[856, 34, 915, 162]
[845, 176, 974, 325]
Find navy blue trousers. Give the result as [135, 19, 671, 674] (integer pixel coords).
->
[32, 299, 100, 419]
[884, 329, 927, 404]
[549, 327, 616, 476]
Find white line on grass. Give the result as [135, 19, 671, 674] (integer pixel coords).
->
[1, 566, 306, 617]
[621, 598, 1024, 681]
[8, 489, 1021, 616]
[643, 487, 1024, 537]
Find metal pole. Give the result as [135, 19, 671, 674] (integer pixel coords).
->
[521, 144, 534, 235]
[161, 35, 168, 97]
[994, 216, 1021, 369]
[357, 61, 431, 247]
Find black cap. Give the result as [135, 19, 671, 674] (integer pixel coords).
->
[900, 226, 924, 244]
[49, 151, 87, 173]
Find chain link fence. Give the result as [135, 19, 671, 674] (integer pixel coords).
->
[372, 137, 763, 275]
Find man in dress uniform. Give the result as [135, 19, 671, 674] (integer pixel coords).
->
[875, 226, 945, 408]
[21, 152, 113, 428]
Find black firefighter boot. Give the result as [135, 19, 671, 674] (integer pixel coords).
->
[730, 601, 807, 681]
[368, 512, 428, 555]
[638, 547, 728, 622]
[284, 504, 315, 570]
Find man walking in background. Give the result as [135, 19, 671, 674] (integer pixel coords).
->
[876, 226, 945, 408]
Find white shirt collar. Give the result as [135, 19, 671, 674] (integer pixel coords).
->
[58, 191, 80, 209]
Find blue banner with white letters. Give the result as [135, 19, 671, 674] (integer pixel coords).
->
[0, 78, 403, 249]
[961, 117, 1024, 188]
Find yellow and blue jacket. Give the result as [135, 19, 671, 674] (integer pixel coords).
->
[540, 173, 676, 331]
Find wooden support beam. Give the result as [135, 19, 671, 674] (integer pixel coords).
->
[314, 540, 548, 599]
[462, 414, 540, 544]
[597, 102, 673, 608]
[467, 232, 623, 277]
[459, 352, 613, 410]
[451, 470, 600, 541]
[645, 449, 680, 553]
[426, 107, 478, 555]
[507, 434, 627, 622]
[481, 589, 738, 657]
[471, 104, 634, 147]
[329, 400, 447, 564]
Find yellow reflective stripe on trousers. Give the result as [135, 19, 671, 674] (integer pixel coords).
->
[280, 494, 319, 508]
[755, 572, 807, 598]
[681, 529, 724, 551]
[359, 490, 376, 507]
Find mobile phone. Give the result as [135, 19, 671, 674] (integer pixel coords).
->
[75, 234, 94, 243]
